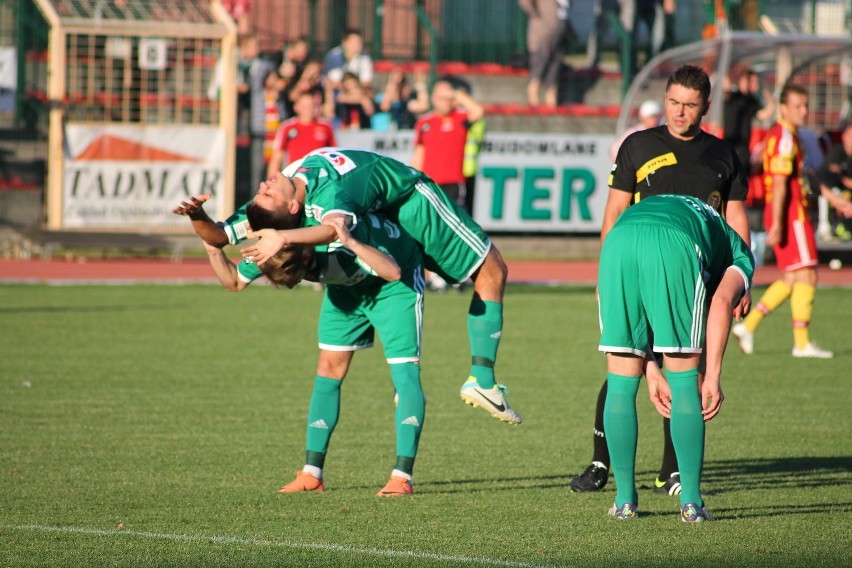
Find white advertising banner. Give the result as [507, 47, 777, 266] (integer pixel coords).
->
[62, 124, 227, 229]
[336, 130, 615, 233]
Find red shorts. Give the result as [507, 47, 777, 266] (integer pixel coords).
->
[765, 210, 818, 271]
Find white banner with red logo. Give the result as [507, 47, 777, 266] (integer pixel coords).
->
[62, 124, 227, 229]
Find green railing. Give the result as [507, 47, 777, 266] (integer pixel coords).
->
[413, 2, 437, 86]
[604, 10, 633, 98]
[14, 0, 48, 128]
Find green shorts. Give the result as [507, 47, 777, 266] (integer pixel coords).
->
[396, 179, 491, 284]
[317, 277, 424, 363]
[598, 223, 707, 356]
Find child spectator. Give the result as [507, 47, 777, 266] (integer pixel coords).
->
[332, 71, 375, 130]
[278, 36, 310, 116]
[267, 91, 336, 177]
[373, 68, 429, 131]
[284, 60, 325, 119]
[322, 28, 373, 91]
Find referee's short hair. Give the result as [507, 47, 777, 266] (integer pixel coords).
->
[666, 64, 711, 103]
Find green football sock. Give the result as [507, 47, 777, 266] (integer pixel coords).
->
[666, 368, 705, 507]
[393, 457, 416, 478]
[305, 375, 342, 462]
[390, 362, 425, 472]
[468, 297, 503, 389]
[603, 372, 641, 507]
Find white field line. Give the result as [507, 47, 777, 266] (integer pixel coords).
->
[0, 524, 565, 568]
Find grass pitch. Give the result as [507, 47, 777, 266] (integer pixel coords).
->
[0, 283, 849, 567]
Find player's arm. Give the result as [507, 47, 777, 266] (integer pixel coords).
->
[203, 241, 250, 292]
[600, 188, 634, 245]
[172, 194, 229, 248]
[721, 198, 753, 315]
[702, 268, 748, 421]
[727, 228, 755, 320]
[766, 174, 787, 246]
[326, 217, 401, 282]
[721, 140, 752, 246]
[723, 200, 751, 247]
[241, 224, 337, 265]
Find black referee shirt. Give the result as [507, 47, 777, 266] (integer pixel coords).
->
[610, 125, 749, 213]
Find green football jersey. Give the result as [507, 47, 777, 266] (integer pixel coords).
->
[614, 194, 755, 292]
[222, 202, 251, 246]
[236, 213, 422, 288]
[221, 147, 489, 284]
[293, 148, 424, 227]
[221, 148, 422, 243]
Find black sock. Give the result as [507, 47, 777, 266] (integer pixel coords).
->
[657, 417, 679, 480]
[591, 380, 610, 468]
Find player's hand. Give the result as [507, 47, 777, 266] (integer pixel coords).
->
[701, 377, 724, 421]
[733, 288, 752, 320]
[242, 229, 287, 265]
[172, 195, 211, 217]
[765, 224, 782, 247]
[646, 362, 672, 418]
[202, 241, 223, 255]
[325, 217, 354, 247]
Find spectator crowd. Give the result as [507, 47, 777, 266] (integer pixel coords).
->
[222, 3, 850, 254]
[227, 26, 485, 221]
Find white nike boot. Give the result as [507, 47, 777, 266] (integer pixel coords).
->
[460, 378, 522, 424]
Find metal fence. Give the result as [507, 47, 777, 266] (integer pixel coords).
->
[249, 0, 527, 65]
[248, 0, 850, 66]
[15, 1, 231, 128]
[62, 34, 222, 124]
[8, 0, 850, 132]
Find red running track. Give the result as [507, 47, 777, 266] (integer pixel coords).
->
[1, 258, 851, 287]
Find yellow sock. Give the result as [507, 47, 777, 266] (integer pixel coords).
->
[744, 280, 792, 332]
[791, 282, 816, 349]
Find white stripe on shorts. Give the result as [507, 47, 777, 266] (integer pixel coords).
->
[691, 276, 706, 349]
[387, 356, 421, 364]
[792, 219, 814, 265]
[318, 343, 372, 352]
[413, 265, 425, 357]
[415, 181, 487, 256]
[690, 245, 706, 349]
